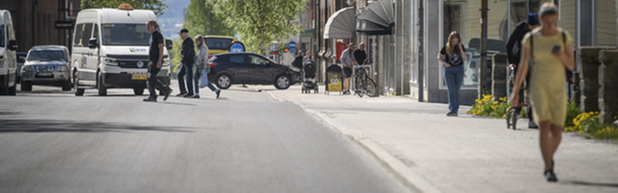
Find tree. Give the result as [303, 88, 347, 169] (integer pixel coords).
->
[183, 0, 236, 37]
[213, 0, 307, 54]
[81, 0, 168, 16]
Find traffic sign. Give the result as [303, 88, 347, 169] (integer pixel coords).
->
[229, 42, 245, 53]
[290, 49, 296, 53]
[289, 41, 297, 49]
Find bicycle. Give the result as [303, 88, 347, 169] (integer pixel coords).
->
[505, 63, 527, 130]
[353, 64, 377, 98]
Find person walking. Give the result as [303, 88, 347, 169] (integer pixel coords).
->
[354, 42, 367, 65]
[510, 2, 574, 182]
[438, 31, 467, 116]
[507, 13, 540, 128]
[303, 50, 313, 64]
[143, 20, 172, 102]
[191, 35, 220, 99]
[340, 43, 357, 95]
[176, 28, 195, 97]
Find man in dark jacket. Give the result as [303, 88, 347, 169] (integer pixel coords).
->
[353, 42, 367, 65]
[293, 52, 304, 69]
[177, 28, 195, 97]
[143, 20, 172, 102]
[506, 13, 539, 128]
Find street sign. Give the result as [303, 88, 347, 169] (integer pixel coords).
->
[290, 49, 296, 53]
[229, 42, 245, 53]
[289, 41, 297, 50]
[55, 21, 74, 29]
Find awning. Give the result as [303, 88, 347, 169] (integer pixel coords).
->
[324, 7, 356, 39]
[356, 0, 395, 35]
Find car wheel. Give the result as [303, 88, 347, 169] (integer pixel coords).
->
[215, 74, 232, 89]
[97, 71, 107, 96]
[21, 81, 32, 92]
[133, 88, 144, 95]
[61, 80, 71, 91]
[74, 71, 84, 96]
[274, 74, 290, 90]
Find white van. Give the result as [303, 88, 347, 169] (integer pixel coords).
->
[72, 4, 173, 96]
[0, 9, 18, 95]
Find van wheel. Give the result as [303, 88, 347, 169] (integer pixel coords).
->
[97, 72, 107, 96]
[133, 88, 144, 95]
[74, 72, 84, 96]
[21, 81, 32, 91]
[8, 80, 16, 95]
[62, 80, 71, 91]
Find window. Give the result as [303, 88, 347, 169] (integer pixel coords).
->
[248, 55, 268, 65]
[205, 38, 233, 50]
[82, 23, 93, 47]
[0, 25, 4, 47]
[229, 56, 245, 63]
[73, 24, 83, 46]
[27, 50, 67, 62]
[101, 24, 149, 46]
[93, 24, 99, 40]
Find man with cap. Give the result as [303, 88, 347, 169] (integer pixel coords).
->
[176, 28, 196, 97]
[506, 13, 540, 128]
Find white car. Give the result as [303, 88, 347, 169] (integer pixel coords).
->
[20, 46, 71, 91]
[0, 9, 18, 95]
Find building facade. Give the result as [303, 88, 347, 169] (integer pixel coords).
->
[0, 0, 80, 53]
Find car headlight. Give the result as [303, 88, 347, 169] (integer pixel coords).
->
[57, 66, 67, 72]
[289, 66, 300, 72]
[163, 58, 170, 66]
[105, 57, 118, 66]
[22, 66, 32, 72]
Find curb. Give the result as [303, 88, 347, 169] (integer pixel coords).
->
[263, 90, 441, 193]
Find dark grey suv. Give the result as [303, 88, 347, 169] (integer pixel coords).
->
[21, 46, 71, 91]
[208, 53, 300, 90]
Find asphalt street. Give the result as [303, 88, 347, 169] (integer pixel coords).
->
[0, 84, 409, 193]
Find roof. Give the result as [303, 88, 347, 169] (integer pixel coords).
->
[204, 36, 234, 39]
[29, 45, 68, 51]
[77, 8, 156, 24]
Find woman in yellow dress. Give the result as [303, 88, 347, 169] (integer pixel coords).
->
[509, 2, 575, 182]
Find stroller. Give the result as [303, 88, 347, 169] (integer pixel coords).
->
[301, 60, 319, 94]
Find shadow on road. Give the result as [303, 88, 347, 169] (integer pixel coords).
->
[0, 119, 192, 133]
[561, 180, 618, 188]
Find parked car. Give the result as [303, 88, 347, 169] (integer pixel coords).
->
[207, 52, 300, 90]
[21, 45, 72, 91]
[16, 52, 26, 82]
[0, 9, 18, 95]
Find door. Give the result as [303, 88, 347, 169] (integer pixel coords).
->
[227, 55, 250, 83]
[73, 23, 96, 85]
[247, 54, 272, 83]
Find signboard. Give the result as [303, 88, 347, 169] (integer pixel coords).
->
[229, 42, 245, 53]
[55, 21, 74, 29]
[300, 29, 313, 37]
[327, 73, 342, 92]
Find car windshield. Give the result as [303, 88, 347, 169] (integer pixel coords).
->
[0, 25, 4, 47]
[102, 24, 150, 46]
[205, 38, 233, 50]
[27, 50, 66, 61]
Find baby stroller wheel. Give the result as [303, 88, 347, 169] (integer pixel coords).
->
[505, 109, 512, 129]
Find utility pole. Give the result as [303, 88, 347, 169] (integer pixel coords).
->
[478, 0, 488, 99]
[418, 0, 424, 102]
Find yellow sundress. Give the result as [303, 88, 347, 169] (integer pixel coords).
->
[521, 27, 573, 127]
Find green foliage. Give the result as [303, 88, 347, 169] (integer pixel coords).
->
[183, 0, 236, 37]
[565, 112, 618, 140]
[212, 0, 308, 54]
[81, 0, 168, 16]
[467, 95, 510, 118]
[565, 100, 582, 128]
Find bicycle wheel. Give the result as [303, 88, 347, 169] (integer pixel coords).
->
[365, 78, 377, 97]
[356, 78, 365, 98]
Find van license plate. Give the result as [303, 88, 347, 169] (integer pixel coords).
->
[38, 72, 52, 76]
[132, 75, 147, 80]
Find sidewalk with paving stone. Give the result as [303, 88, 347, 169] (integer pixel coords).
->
[251, 84, 618, 193]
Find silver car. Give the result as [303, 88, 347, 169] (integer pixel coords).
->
[21, 46, 71, 91]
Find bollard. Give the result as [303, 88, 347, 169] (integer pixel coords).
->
[492, 54, 507, 101]
[599, 50, 618, 125]
[578, 47, 616, 112]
